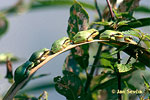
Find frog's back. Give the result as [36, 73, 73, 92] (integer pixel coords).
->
[29, 49, 46, 62]
[14, 62, 30, 83]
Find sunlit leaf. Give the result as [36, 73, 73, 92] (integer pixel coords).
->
[92, 21, 113, 26]
[0, 53, 18, 64]
[142, 75, 150, 89]
[116, 63, 132, 73]
[54, 70, 85, 100]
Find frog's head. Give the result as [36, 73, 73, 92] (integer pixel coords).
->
[73, 29, 99, 43]
[87, 29, 99, 41]
[51, 37, 71, 53]
[124, 36, 137, 45]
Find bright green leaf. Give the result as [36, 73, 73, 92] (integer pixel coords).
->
[117, 64, 132, 73]
[142, 75, 150, 89]
[92, 21, 113, 26]
[0, 53, 18, 64]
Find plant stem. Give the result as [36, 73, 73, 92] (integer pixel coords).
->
[94, 0, 102, 21]
[106, 0, 115, 21]
[85, 43, 103, 92]
[117, 51, 122, 100]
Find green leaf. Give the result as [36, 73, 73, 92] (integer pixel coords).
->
[63, 54, 81, 75]
[54, 70, 85, 100]
[135, 6, 150, 13]
[91, 71, 112, 90]
[67, 1, 89, 69]
[118, 18, 150, 31]
[0, 53, 18, 64]
[118, 20, 130, 26]
[142, 75, 150, 89]
[110, 44, 129, 56]
[132, 62, 145, 70]
[92, 21, 113, 26]
[113, 9, 136, 20]
[0, 15, 8, 38]
[99, 52, 117, 68]
[36, 0, 95, 10]
[100, 40, 150, 67]
[67, 1, 89, 39]
[122, 29, 141, 38]
[116, 64, 132, 73]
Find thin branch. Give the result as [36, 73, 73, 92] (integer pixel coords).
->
[94, 0, 102, 21]
[117, 50, 121, 100]
[85, 43, 103, 92]
[106, 0, 115, 20]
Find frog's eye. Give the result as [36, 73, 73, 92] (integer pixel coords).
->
[115, 33, 122, 35]
[92, 31, 97, 34]
[128, 36, 133, 39]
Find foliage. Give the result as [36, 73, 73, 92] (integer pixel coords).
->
[1, 0, 150, 100]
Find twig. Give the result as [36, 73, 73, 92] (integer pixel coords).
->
[3, 40, 108, 100]
[85, 43, 103, 92]
[106, 0, 115, 21]
[94, 0, 102, 21]
[117, 49, 121, 100]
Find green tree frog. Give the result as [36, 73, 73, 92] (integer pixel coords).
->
[99, 30, 124, 42]
[29, 48, 50, 65]
[51, 37, 71, 53]
[73, 29, 99, 44]
[124, 36, 137, 45]
[14, 61, 34, 84]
